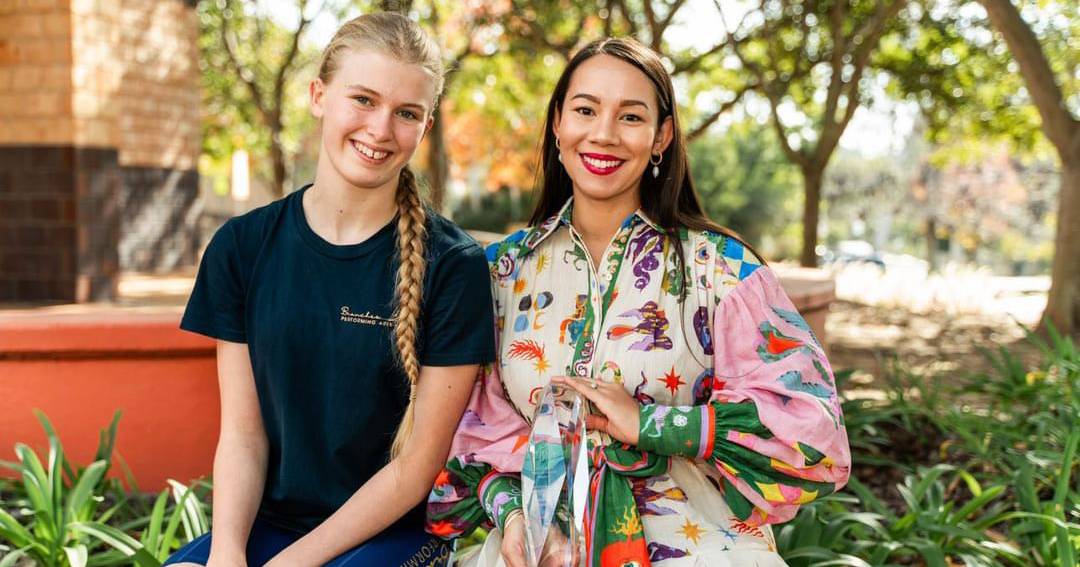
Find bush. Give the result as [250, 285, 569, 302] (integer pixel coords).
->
[0, 412, 209, 567]
[780, 326, 1079, 566]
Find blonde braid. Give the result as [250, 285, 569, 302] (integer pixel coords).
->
[315, 12, 444, 459]
[390, 166, 428, 458]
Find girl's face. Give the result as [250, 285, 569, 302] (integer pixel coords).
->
[553, 54, 673, 207]
[310, 49, 436, 193]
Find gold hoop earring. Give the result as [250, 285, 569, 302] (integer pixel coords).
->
[650, 153, 663, 178]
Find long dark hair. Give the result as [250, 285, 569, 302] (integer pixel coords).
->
[530, 38, 760, 289]
[531, 38, 741, 234]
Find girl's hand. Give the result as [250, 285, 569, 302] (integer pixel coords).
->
[503, 512, 581, 567]
[538, 525, 582, 567]
[500, 512, 529, 567]
[205, 549, 248, 567]
[551, 376, 640, 446]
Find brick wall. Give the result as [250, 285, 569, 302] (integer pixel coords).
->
[112, 0, 201, 271]
[0, 146, 118, 302]
[0, 0, 75, 146]
[0, 0, 200, 301]
[118, 166, 198, 271]
[114, 0, 200, 170]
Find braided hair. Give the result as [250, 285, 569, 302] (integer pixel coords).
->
[318, 12, 445, 458]
[390, 166, 428, 457]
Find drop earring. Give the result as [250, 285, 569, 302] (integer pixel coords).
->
[556, 137, 562, 163]
[650, 152, 663, 178]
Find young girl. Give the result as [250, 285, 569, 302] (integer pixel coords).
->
[426, 38, 850, 566]
[168, 13, 493, 567]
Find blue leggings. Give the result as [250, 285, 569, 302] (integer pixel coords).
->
[163, 518, 450, 566]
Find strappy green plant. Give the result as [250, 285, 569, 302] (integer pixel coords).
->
[0, 412, 208, 567]
[0, 411, 154, 566]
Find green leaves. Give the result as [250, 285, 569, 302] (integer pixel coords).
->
[782, 328, 1079, 566]
[0, 412, 209, 567]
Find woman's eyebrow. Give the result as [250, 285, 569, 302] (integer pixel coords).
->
[569, 92, 649, 109]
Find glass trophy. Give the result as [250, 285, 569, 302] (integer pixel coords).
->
[520, 383, 589, 567]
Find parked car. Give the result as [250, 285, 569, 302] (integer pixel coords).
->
[818, 240, 887, 269]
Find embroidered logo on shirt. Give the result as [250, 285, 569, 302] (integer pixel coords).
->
[339, 306, 394, 328]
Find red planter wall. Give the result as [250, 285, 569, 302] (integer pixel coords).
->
[0, 309, 218, 490]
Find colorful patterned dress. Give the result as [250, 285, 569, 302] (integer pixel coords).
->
[427, 199, 851, 566]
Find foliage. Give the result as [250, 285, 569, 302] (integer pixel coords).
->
[688, 120, 803, 259]
[451, 186, 535, 234]
[440, 48, 562, 193]
[197, 0, 336, 193]
[0, 413, 208, 567]
[447, 118, 806, 253]
[780, 326, 1080, 566]
[880, 0, 1076, 155]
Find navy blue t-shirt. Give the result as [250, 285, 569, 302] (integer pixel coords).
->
[180, 186, 495, 533]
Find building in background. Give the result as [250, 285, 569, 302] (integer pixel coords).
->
[0, 0, 200, 302]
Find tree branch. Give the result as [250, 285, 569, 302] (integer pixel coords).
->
[720, 4, 807, 169]
[821, 0, 848, 138]
[686, 82, 755, 141]
[850, 0, 907, 71]
[642, 0, 660, 49]
[766, 91, 807, 168]
[671, 35, 734, 76]
[979, 0, 1078, 152]
[610, 0, 639, 37]
[658, 0, 688, 38]
[509, 1, 582, 60]
[602, 0, 615, 36]
[220, 0, 270, 124]
[272, 0, 315, 115]
[817, 64, 866, 165]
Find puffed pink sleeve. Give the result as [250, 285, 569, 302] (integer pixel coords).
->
[638, 263, 851, 526]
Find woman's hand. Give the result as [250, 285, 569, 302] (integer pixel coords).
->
[500, 512, 529, 567]
[551, 376, 640, 446]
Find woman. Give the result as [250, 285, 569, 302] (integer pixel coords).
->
[426, 38, 850, 566]
[168, 13, 493, 566]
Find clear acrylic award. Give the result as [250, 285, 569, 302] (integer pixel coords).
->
[520, 382, 589, 567]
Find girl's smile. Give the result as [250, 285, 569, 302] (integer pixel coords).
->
[350, 139, 392, 164]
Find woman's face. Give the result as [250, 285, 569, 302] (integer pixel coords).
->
[553, 54, 673, 208]
[310, 49, 436, 193]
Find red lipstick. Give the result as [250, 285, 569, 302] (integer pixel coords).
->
[579, 153, 626, 176]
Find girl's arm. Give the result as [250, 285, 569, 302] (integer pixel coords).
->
[206, 340, 269, 567]
[265, 363, 478, 566]
[425, 362, 531, 536]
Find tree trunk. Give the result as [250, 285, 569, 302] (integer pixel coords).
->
[426, 102, 449, 212]
[925, 217, 938, 271]
[800, 166, 824, 267]
[1043, 161, 1080, 337]
[977, 0, 1078, 338]
[270, 130, 287, 198]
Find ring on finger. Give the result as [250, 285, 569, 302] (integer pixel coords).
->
[590, 380, 599, 389]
